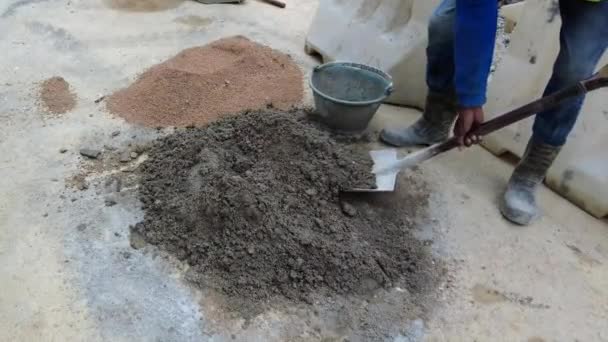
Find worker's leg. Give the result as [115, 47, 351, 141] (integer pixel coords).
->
[501, 0, 608, 225]
[425, 0, 457, 94]
[381, 0, 458, 147]
[533, 0, 608, 146]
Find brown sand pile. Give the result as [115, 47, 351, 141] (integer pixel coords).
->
[107, 36, 304, 127]
[39, 76, 77, 114]
[133, 110, 436, 306]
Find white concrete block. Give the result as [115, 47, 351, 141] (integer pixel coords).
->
[305, 0, 441, 109]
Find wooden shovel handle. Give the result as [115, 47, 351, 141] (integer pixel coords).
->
[431, 64, 608, 155]
[260, 0, 285, 8]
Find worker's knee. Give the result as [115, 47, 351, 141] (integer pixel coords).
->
[428, 0, 456, 43]
[553, 60, 597, 85]
[428, 10, 453, 42]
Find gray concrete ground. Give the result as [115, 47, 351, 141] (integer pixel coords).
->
[1, 0, 607, 341]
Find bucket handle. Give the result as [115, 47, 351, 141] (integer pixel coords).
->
[384, 84, 394, 97]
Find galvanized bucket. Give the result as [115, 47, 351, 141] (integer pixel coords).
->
[310, 61, 393, 132]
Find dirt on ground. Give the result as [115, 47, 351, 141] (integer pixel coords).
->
[39, 76, 77, 115]
[133, 110, 438, 314]
[106, 36, 303, 127]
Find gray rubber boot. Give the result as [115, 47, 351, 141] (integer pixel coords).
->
[500, 138, 562, 225]
[380, 91, 457, 147]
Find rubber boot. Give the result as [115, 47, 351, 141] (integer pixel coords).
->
[380, 91, 457, 147]
[500, 138, 562, 225]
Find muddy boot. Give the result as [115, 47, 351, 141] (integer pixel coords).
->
[380, 91, 457, 147]
[500, 138, 562, 225]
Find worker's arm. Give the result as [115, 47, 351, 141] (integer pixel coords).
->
[453, 0, 498, 146]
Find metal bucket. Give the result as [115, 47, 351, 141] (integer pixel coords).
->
[310, 61, 393, 132]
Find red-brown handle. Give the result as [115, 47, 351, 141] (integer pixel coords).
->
[476, 68, 606, 137]
[260, 0, 285, 8]
[421, 64, 608, 157]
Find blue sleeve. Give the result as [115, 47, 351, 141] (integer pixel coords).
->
[454, 0, 498, 107]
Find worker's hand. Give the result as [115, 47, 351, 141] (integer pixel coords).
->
[454, 106, 484, 147]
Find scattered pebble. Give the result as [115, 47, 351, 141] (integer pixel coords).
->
[130, 152, 138, 159]
[111, 130, 120, 137]
[134, 144, 149, 154]
[79, 148, 101, 159]
[76, 223, 86, 231]
[119, 152, 132, 163]
[59, 148, 68, 153]
[305, 188, 318, 196]
[105, 198, 117, 207]
[77, 181, 88, 191]
[340, 202, 357, 217]
[129, 230, 147, 249]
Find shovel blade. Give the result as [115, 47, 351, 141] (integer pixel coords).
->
[348, 149, 399, 192]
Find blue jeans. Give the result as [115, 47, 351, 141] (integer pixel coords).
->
[426, 0, 608, 146]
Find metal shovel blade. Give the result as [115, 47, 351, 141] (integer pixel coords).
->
[349, 149, 399, 192]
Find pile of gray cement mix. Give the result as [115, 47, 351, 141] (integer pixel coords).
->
[133, 110, 435, 304]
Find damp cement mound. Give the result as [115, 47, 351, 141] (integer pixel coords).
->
[133, 110, 436, 305]
[107, 36, 303, 127]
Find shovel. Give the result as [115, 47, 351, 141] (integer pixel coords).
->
[194, 0, 285, 7]
[352, 63, 608, 192]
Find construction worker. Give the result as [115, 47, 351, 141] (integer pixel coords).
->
[380, 0, 608, 225]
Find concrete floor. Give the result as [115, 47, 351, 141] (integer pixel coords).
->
[1, 0, 607, 341]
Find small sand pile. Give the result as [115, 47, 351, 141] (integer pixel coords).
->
[133, 110, 435, 305]
[39, 76, 77, 114]
[107, 36, 303, 127]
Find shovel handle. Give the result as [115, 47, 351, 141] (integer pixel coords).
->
[475, 64, 608, 137]
[386, 64, 608, 172]
[260, 0, 286, 7]
[429, 63, 608, 155]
